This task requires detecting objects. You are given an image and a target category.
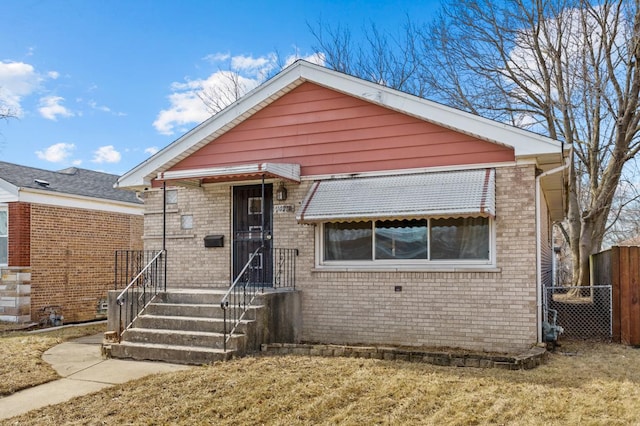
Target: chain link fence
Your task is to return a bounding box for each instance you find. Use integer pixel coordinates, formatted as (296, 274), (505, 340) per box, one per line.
(544, 285), (612, 341)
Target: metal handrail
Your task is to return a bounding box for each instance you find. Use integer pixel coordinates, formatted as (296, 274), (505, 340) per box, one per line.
(220, 246), (263, 351)
(116, 249), (166, 339)
(219, 246), (298, 351)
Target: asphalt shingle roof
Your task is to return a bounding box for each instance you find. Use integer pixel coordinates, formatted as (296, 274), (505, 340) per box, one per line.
(0, 161), (142, 204)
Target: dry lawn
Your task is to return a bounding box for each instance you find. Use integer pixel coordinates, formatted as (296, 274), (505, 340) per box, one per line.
(3, 339), (640, 425)
(0, 322), (106, 396)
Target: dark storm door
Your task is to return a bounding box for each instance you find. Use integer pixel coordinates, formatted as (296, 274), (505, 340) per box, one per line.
(232, 184), (273, 285)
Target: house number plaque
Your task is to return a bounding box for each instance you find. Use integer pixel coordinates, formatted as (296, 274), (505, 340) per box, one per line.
(274, 205), (295, 214)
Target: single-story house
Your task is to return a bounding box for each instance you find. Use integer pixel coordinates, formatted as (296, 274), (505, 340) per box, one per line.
(0, 161), (143, 323)
(115, 60), (566, 354)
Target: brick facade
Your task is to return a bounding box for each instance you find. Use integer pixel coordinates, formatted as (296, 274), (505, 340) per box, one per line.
(8, 202), (30, 267)
(144, 164), (542, 353)
(29, 204), (143, 323)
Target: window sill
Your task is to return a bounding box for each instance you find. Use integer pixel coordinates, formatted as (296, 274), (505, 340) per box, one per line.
(311, 265), (501, 273)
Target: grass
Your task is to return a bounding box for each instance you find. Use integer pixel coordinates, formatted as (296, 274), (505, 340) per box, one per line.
(0, 322), (106, 396)
(2, 338), (640, 425)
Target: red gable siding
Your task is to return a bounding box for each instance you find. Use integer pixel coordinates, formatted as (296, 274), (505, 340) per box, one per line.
(169, 82), (515, 176)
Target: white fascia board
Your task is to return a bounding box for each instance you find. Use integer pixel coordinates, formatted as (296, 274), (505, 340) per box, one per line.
(18, 188), (144, 215)
(116, 67), (307, 190)
(0, 179), (19, 203)
(117, 61), (564, 190)
(295, 63), (563, 158)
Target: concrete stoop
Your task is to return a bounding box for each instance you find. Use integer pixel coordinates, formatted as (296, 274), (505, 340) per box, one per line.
(104, 290), (253, 365)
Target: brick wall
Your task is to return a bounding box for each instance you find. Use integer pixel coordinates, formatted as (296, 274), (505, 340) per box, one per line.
(8, 202), (31, 267)
(30, 204), (143, 323)
(145, 164), (541, 353)
(142, 185), (231, 287)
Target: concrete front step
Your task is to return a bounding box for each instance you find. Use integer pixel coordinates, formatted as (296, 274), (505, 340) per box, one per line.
(145, 302), (257, 321)
(123, 328), (244, 351)
(108, 341), (233, 365)
(106, 288), (271, 364)
(133, 314), (249, 334)
(158, 290), (228, 305)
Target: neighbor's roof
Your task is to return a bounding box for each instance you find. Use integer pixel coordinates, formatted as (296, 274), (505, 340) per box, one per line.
(0, 161), (141, 205)
(117, 60), (566, 190)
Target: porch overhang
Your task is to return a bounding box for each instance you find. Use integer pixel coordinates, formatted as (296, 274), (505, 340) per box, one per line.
(156, 163), (301, 185)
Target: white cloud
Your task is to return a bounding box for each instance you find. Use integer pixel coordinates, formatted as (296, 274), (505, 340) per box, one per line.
(85, 99), (126, 116)
(47, 71), (60, 79)
(88, 99), (111, 112)
(154, 51), (325, 136)
(231, 54), (276, 78)
(35, 142), (76, 163)
(38, 96), (74, 120)
(203, 52), (230, 63)
(153, 90), (212, 135)
(0, 61), (41, 117)
(144, 146), (159, 156)
(92, 145), (121, 163)
(284, 52), (325, 67)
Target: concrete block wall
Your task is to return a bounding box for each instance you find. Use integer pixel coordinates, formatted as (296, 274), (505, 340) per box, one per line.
(0, 267), (31, 322)
(144, 164), (541, 353)
(30, 204), (143, 323)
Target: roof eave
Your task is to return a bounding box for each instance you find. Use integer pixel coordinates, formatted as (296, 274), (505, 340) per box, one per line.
(118, 60), (565, 189)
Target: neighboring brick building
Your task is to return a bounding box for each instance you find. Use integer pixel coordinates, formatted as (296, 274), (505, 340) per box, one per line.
(0, 162), (143, 323)
(116, 61), (567, 353)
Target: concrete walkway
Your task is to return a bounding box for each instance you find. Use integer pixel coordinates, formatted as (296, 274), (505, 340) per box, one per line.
(0, 334), (191, 420)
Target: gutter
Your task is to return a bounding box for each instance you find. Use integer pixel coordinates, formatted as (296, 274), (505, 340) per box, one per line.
(535, 162), (569, 344)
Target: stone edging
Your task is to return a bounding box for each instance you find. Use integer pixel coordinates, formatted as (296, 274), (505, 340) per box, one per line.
(261, 343), (547, 370)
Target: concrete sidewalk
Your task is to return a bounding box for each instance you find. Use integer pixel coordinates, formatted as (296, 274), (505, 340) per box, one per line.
(0, 334), (191, 420)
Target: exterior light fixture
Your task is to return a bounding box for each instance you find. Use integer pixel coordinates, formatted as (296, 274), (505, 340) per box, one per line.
(276, 182), (288, 201)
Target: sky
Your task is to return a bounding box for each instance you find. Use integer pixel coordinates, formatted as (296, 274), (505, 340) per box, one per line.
(1, 0), (442, 176)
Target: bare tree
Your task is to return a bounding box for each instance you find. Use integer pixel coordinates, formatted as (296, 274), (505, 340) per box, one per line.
(198, 52), (297, 115)
(310, 18), (427, 97)
(311, 0), (640, 286)
(0, 93), (16, 120)
(198, 70), (253, 115)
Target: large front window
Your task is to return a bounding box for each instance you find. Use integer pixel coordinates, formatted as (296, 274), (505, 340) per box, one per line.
(0, 207), (7, 266)
(320, 217), (492, 266)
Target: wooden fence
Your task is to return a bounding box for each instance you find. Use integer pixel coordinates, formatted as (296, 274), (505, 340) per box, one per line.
(591, 246), (640, 345)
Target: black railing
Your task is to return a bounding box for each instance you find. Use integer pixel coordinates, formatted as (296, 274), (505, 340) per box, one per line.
(221, 247), (298, 351)
(114, 250), (163, 290)
(273, 248), (299, 289)
(115, 250), (166, 339)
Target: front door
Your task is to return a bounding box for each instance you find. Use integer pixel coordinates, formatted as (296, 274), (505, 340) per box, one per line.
(232, 184), (273, 285)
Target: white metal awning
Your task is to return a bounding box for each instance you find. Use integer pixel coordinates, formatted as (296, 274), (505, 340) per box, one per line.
(157, 163), (301, 184)
(297, 169), (496, 222)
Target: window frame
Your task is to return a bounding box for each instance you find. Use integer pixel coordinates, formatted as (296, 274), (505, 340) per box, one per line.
(165, 189), (178, 205)
(315, 216), (496, 270)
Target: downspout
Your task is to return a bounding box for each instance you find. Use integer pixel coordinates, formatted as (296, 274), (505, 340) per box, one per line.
(261, 174), (265, 286)
(535, 162), (568, 344)
(162, 181), (167, 291)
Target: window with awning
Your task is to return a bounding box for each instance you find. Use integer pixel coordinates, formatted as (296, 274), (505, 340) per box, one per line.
(298, 169), (496, 266)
